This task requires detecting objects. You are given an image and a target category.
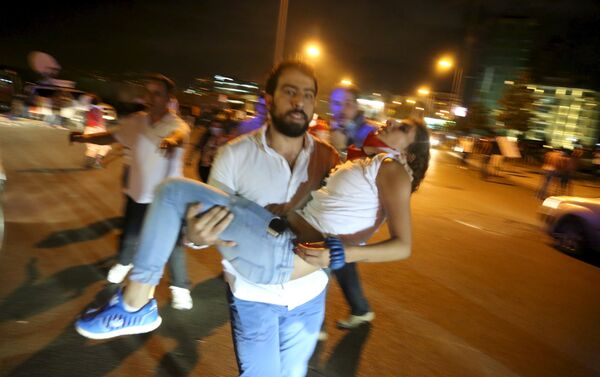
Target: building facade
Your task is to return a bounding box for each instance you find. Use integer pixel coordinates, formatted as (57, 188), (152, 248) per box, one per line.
(527, 84), (599, 148)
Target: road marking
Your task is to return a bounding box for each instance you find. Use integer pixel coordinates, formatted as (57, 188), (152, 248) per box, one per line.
(454, 220), (483, 230)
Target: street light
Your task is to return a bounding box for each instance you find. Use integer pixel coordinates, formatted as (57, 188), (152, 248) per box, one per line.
(436, 56), (454, 72)
(435, 55), (463, 107)
(340, 78), (353, 86)
(417, 86), (432, 115)
(304, 43), (321, 59)
(417, 86), (430, 96)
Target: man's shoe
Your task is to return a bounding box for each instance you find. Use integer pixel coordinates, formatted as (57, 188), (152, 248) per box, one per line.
(336, 311), (375, 329)
(170, 286), (193, 310)
(75, 290), (162, 339)
(107, 263), (133, 284)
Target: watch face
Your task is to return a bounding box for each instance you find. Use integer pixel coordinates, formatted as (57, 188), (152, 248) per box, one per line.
(268, 218), (287, 235)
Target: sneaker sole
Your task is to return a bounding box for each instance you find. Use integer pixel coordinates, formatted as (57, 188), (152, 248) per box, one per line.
(336, 314), (375, 329)
(75, 316), (162, 340)
(171, 304), (193, 310)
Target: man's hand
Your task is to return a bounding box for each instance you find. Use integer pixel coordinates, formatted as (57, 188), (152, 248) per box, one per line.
(185, 204), (236, 247)
(69, 131), (85, 144)
(159, 136), (180, 156)
(294, 241), (330, 268)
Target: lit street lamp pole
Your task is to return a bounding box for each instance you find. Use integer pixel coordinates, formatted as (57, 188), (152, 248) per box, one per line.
(273, 0), (289, 65)
(436, 56), (463, 107)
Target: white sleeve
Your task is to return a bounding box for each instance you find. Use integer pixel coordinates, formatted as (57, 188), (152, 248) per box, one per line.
(176, 118), (191, 143)
(207, 144), (236, 194)
(165, 147), (185, 178)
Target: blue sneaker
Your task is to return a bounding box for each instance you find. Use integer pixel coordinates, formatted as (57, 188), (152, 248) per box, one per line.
(75, 290), (162, 339)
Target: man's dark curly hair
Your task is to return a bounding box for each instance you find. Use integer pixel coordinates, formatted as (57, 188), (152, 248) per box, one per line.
(265, 60), (318, 97)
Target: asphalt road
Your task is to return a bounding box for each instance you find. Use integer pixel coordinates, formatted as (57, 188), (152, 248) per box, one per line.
(1, 120), (599, 377)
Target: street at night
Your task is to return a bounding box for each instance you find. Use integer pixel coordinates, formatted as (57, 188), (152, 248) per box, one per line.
(2, 1), (600, 376)
(1, 120), (598, 377)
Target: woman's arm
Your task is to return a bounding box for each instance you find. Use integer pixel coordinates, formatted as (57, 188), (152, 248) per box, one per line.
(345, 158), (412, 262)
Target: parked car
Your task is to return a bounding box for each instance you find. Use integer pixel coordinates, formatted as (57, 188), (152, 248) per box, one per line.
(539, 196), (600, 255)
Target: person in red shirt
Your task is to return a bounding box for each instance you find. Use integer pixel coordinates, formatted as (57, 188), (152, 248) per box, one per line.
(82, 94), (112, 169)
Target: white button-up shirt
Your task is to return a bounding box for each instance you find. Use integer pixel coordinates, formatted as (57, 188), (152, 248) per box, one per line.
(209, 126), (329, 310)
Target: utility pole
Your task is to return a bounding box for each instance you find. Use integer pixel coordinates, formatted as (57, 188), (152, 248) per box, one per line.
(273, 0), (289, 65)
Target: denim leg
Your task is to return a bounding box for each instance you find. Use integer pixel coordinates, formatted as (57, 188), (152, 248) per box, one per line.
(333, 262), (371, 316)
(130, 177), (294, 286)
(279, 289), (326, 377)
(117, 196), (148, 265)
(227, 288), (282, 377)
(167, 241), (189, 289)
(130, 178), (230, 286)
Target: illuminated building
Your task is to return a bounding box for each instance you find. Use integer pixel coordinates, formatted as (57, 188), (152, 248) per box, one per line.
(527, 84), (599, 148)
(185, 75), (259, 97)
(474, 17), (536, 117)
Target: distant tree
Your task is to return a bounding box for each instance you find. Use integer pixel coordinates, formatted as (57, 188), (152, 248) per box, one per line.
(452, 101), (490, 134)
(497, 71), (536, 133)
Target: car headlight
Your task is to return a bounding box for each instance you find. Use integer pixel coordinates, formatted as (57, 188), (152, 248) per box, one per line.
(542, 197), (562, 209)
(430, 137), (440, 146)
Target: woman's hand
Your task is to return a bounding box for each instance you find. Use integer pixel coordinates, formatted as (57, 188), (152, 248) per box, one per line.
(294, 242), (330, 268)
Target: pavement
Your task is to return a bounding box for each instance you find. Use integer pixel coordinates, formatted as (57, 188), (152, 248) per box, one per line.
(448, 151), (600, 199)
(1, 117), (600, 377)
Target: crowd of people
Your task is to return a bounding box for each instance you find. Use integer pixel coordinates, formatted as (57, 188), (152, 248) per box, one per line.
(66, 60), (432, 377)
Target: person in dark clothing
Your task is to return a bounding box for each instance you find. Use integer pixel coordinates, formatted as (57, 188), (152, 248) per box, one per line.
(328, 85), (378, 329)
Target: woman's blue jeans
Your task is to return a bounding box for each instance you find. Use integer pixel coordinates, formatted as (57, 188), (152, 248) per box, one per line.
(129, 178), (296, 285)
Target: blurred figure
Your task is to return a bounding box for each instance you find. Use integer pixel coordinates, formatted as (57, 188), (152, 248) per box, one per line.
(82, 94), (112, 169)
(308, 116), (331, 143)
(459, 136), (475, 166)
(328, 85), (377, 330)
(168, 96), (180, 115)
(70, 74), (194, 310)
(478, 138), (493, 179)
(236, 96), (267, 136)
(559, 148), (582, 196)
(190, 110), (234, 182)
(329, 85), (377, 157)
(593, 148), (600, 177)
(537, 148), (563, 199)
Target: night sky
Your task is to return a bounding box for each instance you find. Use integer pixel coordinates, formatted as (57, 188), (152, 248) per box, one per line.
(2, 0), (599, 94)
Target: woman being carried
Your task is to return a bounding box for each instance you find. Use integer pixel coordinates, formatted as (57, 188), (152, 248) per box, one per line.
(76, 118), (430, 339)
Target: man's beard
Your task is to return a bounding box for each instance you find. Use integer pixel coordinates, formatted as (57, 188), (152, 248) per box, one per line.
(270, 108), (310, 137)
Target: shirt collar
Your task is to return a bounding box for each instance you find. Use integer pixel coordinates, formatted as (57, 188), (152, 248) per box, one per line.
(255, 124), (314, 158)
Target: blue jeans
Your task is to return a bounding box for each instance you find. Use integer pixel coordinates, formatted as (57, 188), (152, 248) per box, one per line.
(118, 195), (189, 288)
(227, 287), (326, 377)
(129, 178), (296, 286)
(334, 262), (371, 316)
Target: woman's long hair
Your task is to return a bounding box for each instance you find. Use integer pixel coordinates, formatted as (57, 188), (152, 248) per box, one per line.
(406, 118), (430, 192)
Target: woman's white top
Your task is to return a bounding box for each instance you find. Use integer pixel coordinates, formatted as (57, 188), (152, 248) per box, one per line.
(298, 152), (413, 236)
